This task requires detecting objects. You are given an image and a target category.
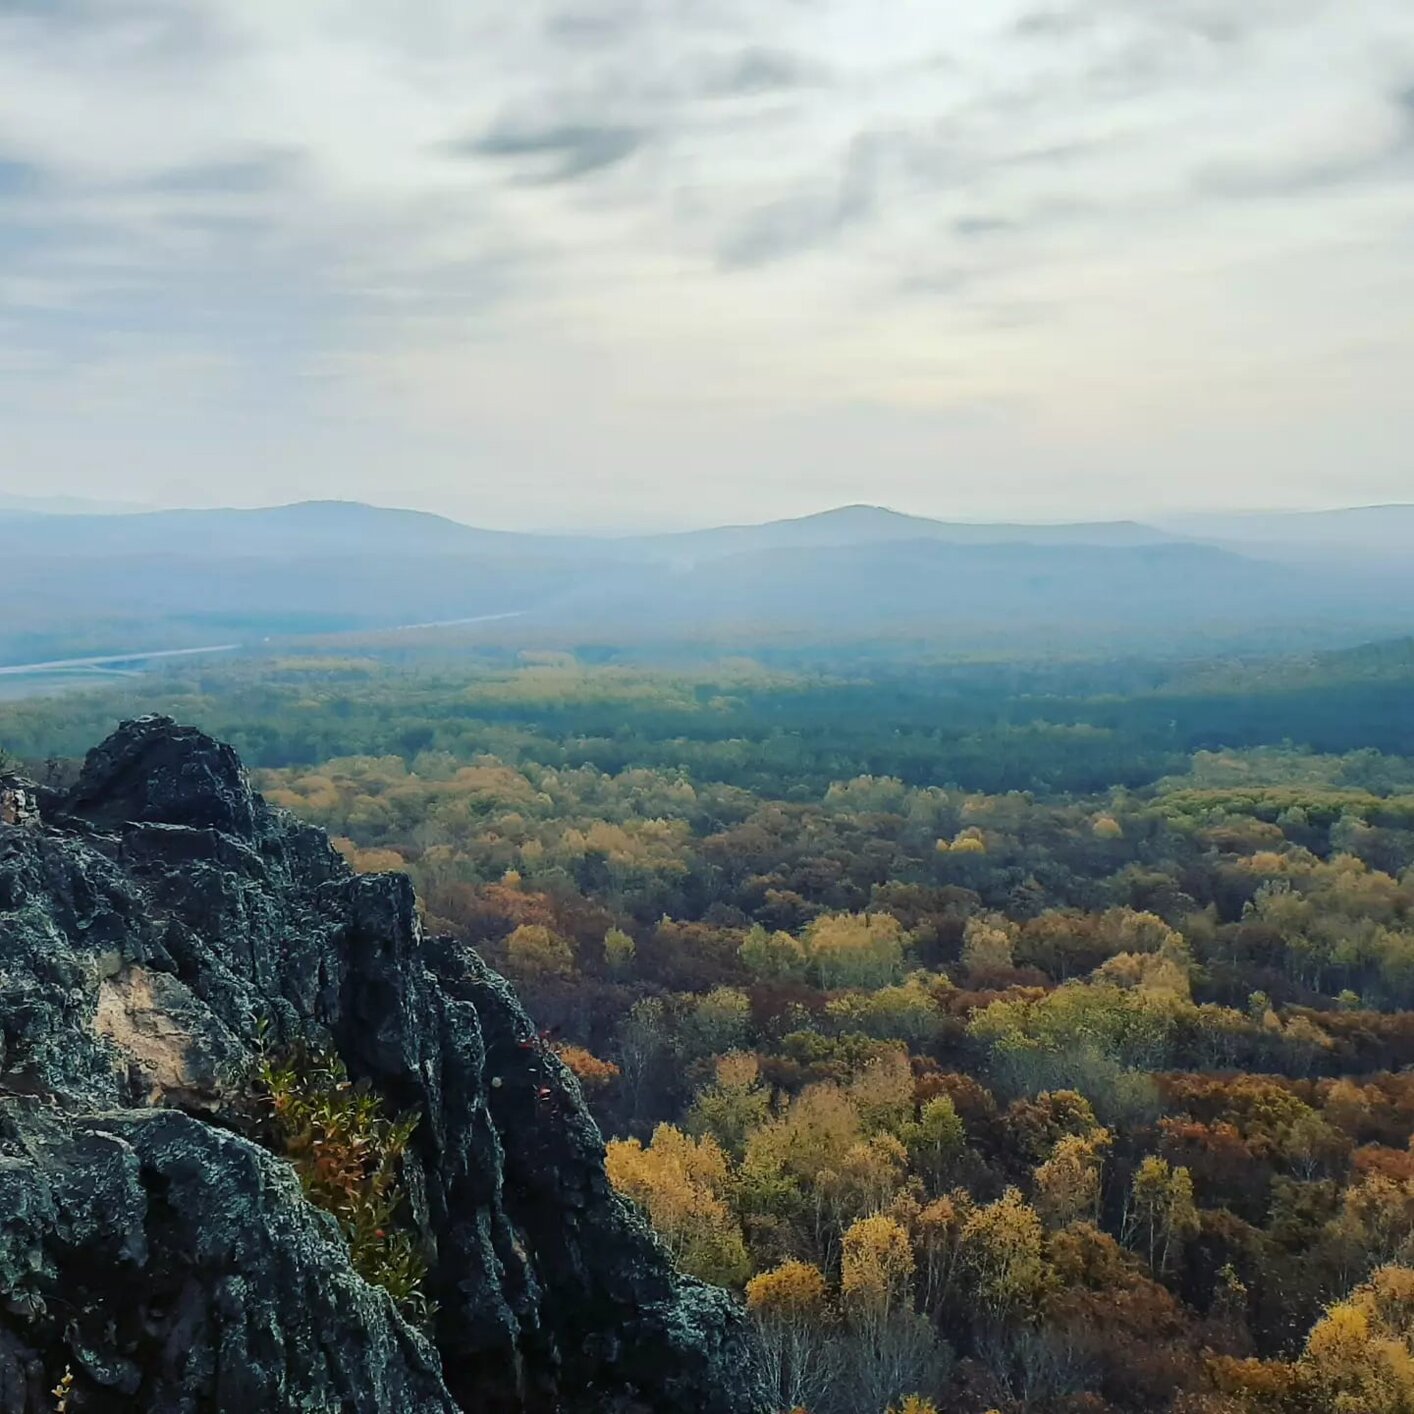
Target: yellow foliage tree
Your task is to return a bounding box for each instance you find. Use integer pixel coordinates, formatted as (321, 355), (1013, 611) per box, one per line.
(1214, 1264), (1414, 1413)
(603, 926), (636, 973)
(819, 1134), (912, 1233)
(1125, 1156), (1200, 1276)
(911, 1191), (974, 1316)
(1033, 1129), (1112, 1229)
(808, 912), (910, 990)
(1301, 1264), (1414, 1413)
(849, 1048), (915, 1133)
(687, 1051), (772, 1159)
(842, 1213), (916, 1325)
(960, 1187), (1050, 1319)
(332, 838), (408, 874)
(745, 1083), (863, 1193)
(840, 1213), (950, 1410)
(1092, 948), (1193, 1000)
(961, 914), (1016, 977)
(746, 1260), (832, 1414)
(505, 923), (575, 979)
(746, 1257), (830, 1320)
(605, 1125), (752, 1287)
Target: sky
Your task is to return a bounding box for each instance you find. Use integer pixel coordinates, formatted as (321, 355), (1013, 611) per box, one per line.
(0, 0), (1411, 532)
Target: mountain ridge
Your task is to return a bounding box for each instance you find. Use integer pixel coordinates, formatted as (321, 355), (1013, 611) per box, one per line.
(2, 497), (1410, 668)
(1, 496), (1188, 558)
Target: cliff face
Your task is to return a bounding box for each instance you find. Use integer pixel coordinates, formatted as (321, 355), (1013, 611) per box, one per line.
(0, 718), (760, 1413)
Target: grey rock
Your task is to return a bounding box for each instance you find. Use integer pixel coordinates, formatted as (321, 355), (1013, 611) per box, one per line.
(0, 1104), (455, 1414)
(0, 716), (762, 1413)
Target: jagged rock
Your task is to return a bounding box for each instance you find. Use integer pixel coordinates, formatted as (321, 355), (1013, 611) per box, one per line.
(0, 1105), (456, 1414)
(0, 716), (762, 1413)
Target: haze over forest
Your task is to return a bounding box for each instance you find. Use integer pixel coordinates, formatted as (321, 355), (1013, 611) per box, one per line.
(1, 497), (1411, 675)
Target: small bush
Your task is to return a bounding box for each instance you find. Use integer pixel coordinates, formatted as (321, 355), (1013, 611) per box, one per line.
(254, 1043), (431, 1323)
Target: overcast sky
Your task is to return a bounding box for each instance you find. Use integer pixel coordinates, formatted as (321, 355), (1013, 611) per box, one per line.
(0, 0), (1411, 530)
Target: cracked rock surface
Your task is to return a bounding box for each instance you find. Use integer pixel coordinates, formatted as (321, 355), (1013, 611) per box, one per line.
(0, 717), (760, 1413)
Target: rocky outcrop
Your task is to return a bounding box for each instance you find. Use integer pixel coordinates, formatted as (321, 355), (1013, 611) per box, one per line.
(0, 718), (761, 1413)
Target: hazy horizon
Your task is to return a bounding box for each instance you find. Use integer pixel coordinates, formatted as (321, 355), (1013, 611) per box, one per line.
(1, 1), (1412, 532)
(5, 490), (1414, 538)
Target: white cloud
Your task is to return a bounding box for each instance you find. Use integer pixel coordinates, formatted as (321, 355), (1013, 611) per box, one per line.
(0, 0), (1411, 526)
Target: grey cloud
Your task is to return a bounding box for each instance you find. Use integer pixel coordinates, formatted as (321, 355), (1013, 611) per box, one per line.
(700, 47), (823, 97)
(1196, 85), (1414, 199)
(716, 133), (884, 267)
(544, 7), (638, 48)
(1014, 9), (1097, 40)
(455, 122), (646, 181)
(1023, 0), (1319, 42)
(713, 116), (1101, 270)
(997, 138), (1112, 169)
(0, 0), (113, 22)
(896, 266), (980, 297)
(155, 212), (274, 242)
(948, 193), (1098, 247)
(1198, 149), (1398, 198)
(953, 214), (1014, 238)
(1018, 5), (1291, 105)
(716, 195), (846, 266)
(1, 0), (236, 64)
(146, 150), (303, 195)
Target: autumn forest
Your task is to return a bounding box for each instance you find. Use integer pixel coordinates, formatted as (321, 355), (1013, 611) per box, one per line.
(7, 638), (1414, 1414)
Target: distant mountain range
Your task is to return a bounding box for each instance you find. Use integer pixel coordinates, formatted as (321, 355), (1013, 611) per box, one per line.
(1154, 505), (1414, 570)
(1, 499), (1410, 666)
(626, 504), (1179, 565)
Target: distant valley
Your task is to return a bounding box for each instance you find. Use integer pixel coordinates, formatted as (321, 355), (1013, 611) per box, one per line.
(2, 499), (1410, 669)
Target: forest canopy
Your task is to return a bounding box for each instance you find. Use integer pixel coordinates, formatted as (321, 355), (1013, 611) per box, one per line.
(7, 638), (1414, 1413)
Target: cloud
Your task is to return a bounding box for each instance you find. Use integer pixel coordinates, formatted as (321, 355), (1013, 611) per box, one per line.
(716, 133), (883, 266)
(0, 0), (1411, 524)
(544, 7), (638, 49)
(1017, 0), (1329, 46)
(717, 194), (851, 266)
(953, 214), (1015, 238)
(146, 149), (302, 195)
(1195, 82), (1414, 197)
(1197, 146), (1408, 198)
(0, 0), (237, 69)
(698, 47), (824, 97)
(455, 122), (647, 182)
(1013, 9), (1097, 40)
